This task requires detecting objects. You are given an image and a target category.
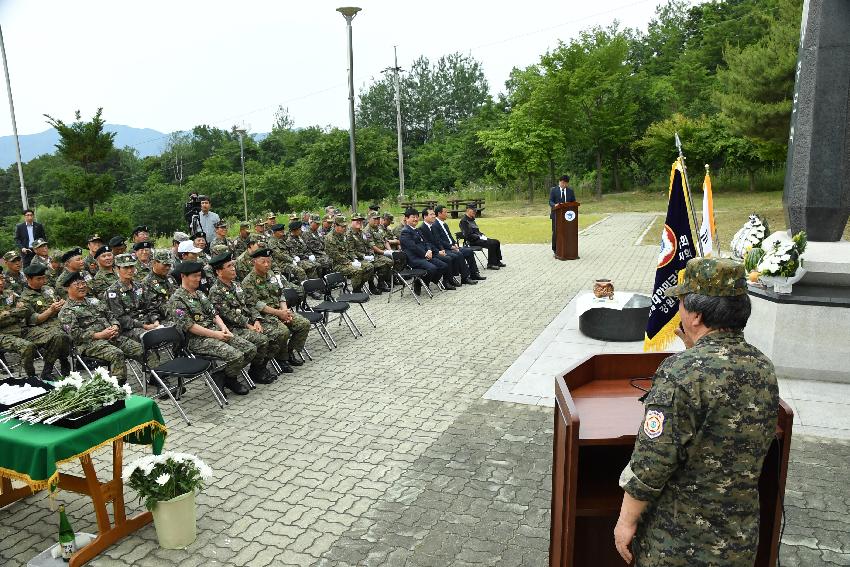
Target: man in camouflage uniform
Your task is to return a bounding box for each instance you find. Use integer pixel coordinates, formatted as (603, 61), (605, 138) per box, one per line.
(108, 236), (128, 257)
(268, 224), (308, 284)
(55, 248), (94, 300)
(191, 232), (210, 262)
(46, 251), (63, 289)
(132, 241), (153, 281)
(209, 221), (234, 253)
(235, 234), (265, 281)
(355, 213), (393, 292)
(252, 217), (267, 238)
(379, 213), (401, 249)
(284, 221), (320, 278)
(371, 212), (406, 272)
(106, 253), (160, 341)
(20, 263), (71, 379)
(3, 251), (27, 294)
(29, 239), (51, 269)
(83, 234), (104, 276)
(58, 271), (143, 385)
(615, 258), (779, 567)
(240, 247), (308, 369)
(166, 261), (255, 395)
(90, 245), (118, 300)
(0, 269), (37, 377)
(318, 215), (334, 238)
(302, 214), (333, 273)
(140, 250), (175, 325)
(173, 240), (213, 294)
(131, 225), (149, 246)
(324, 216), (375, 293)
(232, 221), (251, 258)
(264, 212), (277, 237)
(208, 251), (280, 382)
(170, 231), (190, 264)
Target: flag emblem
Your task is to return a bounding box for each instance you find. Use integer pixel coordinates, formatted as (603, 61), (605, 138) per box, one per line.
(657, 225), (677, 268)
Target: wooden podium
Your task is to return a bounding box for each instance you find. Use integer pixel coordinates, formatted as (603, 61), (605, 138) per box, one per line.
(549, 353), (793, 567)
(554, 201), (580, 260)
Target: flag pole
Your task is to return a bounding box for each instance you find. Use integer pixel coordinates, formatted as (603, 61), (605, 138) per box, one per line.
(706, 163), (720, 256)
(674, 132), (704, 258)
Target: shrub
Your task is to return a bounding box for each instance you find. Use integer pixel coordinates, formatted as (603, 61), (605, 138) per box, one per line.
(49, 211), (132, 248)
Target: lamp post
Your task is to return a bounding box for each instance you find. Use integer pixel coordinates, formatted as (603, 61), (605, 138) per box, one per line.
(233, 127), (248, 222)
(337, 6), (361, 214)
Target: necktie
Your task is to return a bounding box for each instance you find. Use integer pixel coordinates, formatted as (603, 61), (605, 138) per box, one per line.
(562, 189), (566, 202)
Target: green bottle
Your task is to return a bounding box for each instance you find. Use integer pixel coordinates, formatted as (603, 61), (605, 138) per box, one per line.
(58, 505), (76, 561)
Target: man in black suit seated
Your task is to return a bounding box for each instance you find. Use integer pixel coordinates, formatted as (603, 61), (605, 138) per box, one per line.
(419, 207), (469, 287)
(399, 208), (453, 292)
(14, 209), (47, 268)
(434, 204), (486, 283)
(459, 204), (504, 270)
(549, 174), (576, 254)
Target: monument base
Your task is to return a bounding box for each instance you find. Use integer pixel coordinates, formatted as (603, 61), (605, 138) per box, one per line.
(745, 240), (850, 383)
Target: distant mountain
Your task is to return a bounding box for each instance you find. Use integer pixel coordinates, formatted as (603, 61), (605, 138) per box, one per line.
(0, 125), (269, 168)
(0, 124), (168, 167)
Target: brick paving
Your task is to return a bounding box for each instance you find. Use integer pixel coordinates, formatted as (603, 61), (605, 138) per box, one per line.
(1, 213), (848, 566)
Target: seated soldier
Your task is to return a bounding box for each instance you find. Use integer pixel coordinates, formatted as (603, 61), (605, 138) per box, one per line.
(21, 263), (71, 379)
(174, 240), (212, 293)
(140, 250), (176, 326)
(133, 241), (153, 281)
(372, 212), (407, 274)
(58, 271), (143, 386)
(350, 213), (392, 293)
(90, 245), (118, 299)
(208, 251), (278, 383)
(241, 247), (310, 370)
(318, 214), (334, 238)
(131, 225), (149, 245)
(55, 248), (93, 300)
(46, 250), (64, 289)
(170, 231), (190, 264)
(0, 267), (37, 378)
(191, 232), (210, 261)
(268, 223), (308, 284)
(210, 221), (234, 253)
(235, 234), (265, 281)
(106, 253), (161, 341)
(166, 261), (256, 395)
(29, 239), (51, 268)
(233, 221), (251, 258)
(83, 234), (104, 275)
(302, 214), (332, 272)
(323, 216), (375, 293)
(284, 221), (320, 278)
(3, 251), (27, 294)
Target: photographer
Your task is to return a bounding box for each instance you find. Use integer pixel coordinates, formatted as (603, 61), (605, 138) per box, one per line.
(198, 195), (220, 242)
(184, 192), (202, 235)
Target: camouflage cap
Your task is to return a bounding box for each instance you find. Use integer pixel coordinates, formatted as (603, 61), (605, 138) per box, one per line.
(322, 215), (334, 223)
(210, 244), (230, 256)
(114, 253), (137, 268)
(3, 250), (21, 262)
(50, 250), (64, 262)
(334, 216), (348, 226)
(248, 233), (266, 244)
(309, 214), (321, 223)
(153, 250), (173, 264)
(173, 231), (190, 243)
(87, 233), (103, 243)
(664, 257), (748, 298)
(367, 211), (380, 220)
(32, 238), (48, 248)
(266, 211), (277, 220)
(253, 217), (265, 226)
(239, 221), (250, 229)
(288, 213), (299, 221)
(351, 213), (365, 221)
(382, 212), (394, 221)
(214, 220), (228, 229)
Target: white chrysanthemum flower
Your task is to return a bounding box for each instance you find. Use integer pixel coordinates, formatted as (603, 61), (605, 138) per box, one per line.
(122, 384), (132, 397)
(155, 473), (171, 485)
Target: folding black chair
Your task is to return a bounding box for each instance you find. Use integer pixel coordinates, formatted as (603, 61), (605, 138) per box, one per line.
(456, 231), (487, 271)
(0, 350), (15, 379)
(301, 278), (361, 339)
(324, 272), (376, 329)
(387, 264), (432, 306)
(70, 340), (144, 390)
(140, 326), (225, 425)
(282, 287), (326, 354)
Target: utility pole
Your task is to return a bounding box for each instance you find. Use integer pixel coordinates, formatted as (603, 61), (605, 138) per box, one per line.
(233, 127), (248, 222)
(384, 46), (405, 199)
(0, 25), (28, 211)
(337, 7), (361, 214)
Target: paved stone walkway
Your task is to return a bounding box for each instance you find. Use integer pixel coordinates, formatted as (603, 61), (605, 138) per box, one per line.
(2, 213), (849, 566)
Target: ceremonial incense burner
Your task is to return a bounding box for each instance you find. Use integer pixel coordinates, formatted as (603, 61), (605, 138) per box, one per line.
(593, 279), (614, 300)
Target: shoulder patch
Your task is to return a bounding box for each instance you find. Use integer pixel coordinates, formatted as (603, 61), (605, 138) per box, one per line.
(643, 410), (665, 439)
(107, 292), (117, 299)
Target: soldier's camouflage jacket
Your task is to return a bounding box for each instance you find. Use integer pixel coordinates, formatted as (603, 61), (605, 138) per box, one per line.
(208, 278), (261, 330)
(302, 228), (326, 255)
(29, 255), (50, 269)
(4, 272), (26, 295)
(166, 287), (218, 334)
(284, 234), (312, 259)
(323, 231), (357, 266)
(619, 331), (779, 567)
(347, 229), (370, 258)
(20, 285), (61, 329)
(90, 269), (118, 299)
(105, 279), (147, 333)
(58, 296), (117, 346)
(54, 269), (94, 300)
(140, 271), (176, 324)
(240, 271), (287, 313)
(233, 235), (250, 258)
(0, 289), (27, 336)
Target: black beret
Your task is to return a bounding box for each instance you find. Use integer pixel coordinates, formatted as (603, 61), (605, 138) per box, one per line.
(270, 223), (286, 232)
(288, 221), (303, 231)
(176, 261), (204, 275)
(94, 245), (112, 258)
(466, 203), (477, 210)
(209, 252), (232, 269)
(133, 241), (153, 251)
(132, 225), (149, 235)
(191, 231), (206, 240)
(108, 236), (126, 247)
(23, 263), (48, 277)
(61, 248), (83, 263)
(60, 270), (85, 287)
(250, 247), (273, 259)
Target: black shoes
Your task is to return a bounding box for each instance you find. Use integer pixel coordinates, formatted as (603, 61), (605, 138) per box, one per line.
(288, 354), (304, 367)
(461, 278), (478, 285)
(250, 367), (275, 384)
(378, 282), (392, 292)
(442, 280), (457, 290)
(498, 262), (506, 267)
(471, 274), (486, 281)
(275, 359), (294, 373)
(487, 264), (500, 270)
(224, 378), (249, 395)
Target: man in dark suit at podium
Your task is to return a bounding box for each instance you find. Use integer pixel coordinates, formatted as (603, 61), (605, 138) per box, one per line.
(549, 175), (575, 254)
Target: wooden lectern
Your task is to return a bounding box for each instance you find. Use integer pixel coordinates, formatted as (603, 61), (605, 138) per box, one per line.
(549, 353), (793, 567)
(554, 202), (580, 260)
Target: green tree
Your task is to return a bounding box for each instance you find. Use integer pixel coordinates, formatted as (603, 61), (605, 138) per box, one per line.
(44, 108), (117, 214)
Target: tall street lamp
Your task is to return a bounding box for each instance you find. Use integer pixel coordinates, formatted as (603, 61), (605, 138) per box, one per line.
(232, 127), (248, 222)
(337, 6), (361, 214)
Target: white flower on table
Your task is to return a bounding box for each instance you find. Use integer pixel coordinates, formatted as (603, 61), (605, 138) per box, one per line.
(155, 473), (171, 485)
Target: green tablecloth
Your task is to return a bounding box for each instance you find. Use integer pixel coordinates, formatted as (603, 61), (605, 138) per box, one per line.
(0, 396), (167, 491)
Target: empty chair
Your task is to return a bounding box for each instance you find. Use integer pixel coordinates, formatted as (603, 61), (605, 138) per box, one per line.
(301, 278), (361, 339)
(324, 272), (376, 329)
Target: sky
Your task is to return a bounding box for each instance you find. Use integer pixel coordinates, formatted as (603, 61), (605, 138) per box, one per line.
(0, 0), (684, 144)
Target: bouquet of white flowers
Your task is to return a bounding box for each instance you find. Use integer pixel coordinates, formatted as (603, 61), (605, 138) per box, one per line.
(124, 451), (213, 510)
(730, 213), (770, 259)
(757, 231), (807, 277)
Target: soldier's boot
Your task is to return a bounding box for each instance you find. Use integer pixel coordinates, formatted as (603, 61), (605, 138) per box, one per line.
(59, 357), (72, 376)
(368, 277), (382, 295)
(274, 357), (294, 374)
(378, 273), (392, 292)
(287, 349), (304, 367)
(249, 361), (275, 384)
(223, 374), (249, 395)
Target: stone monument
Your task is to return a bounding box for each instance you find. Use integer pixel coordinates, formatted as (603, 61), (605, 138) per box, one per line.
(746, 0), (850, 383)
